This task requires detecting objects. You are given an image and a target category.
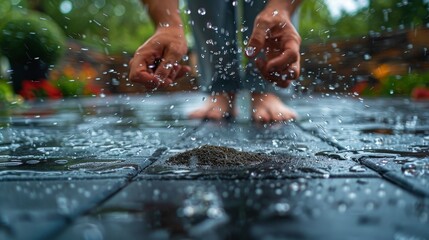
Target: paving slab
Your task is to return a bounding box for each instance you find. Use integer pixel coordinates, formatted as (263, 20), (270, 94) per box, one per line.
(1, 93), (428, 240)
(0, 179), (127, 240)
(0, 96), (197, 180)
(57, 179), (429, 240)
(141, 120), (379, 180)
(297, 97), (429, 151)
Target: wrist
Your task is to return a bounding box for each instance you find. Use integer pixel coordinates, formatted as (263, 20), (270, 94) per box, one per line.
(154, 15), (183, 29)
(265, 0), (297, 17)
(155, 25), (185, 36)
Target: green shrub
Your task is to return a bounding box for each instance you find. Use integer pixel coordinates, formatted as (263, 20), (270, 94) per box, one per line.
(0, 11), (66, 65)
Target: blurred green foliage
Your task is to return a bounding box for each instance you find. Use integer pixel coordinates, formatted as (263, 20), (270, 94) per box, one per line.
(1, 0), (428, 54)
(0, 79), (24, 107)
(360, 72), (429, 97)
(0, 11), (66, 65)
(300, 0), (429, 42)
(0, 0), (154, 55)
(41, 0), (155, 54)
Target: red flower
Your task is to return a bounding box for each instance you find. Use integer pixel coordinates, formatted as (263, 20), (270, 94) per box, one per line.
(352, 81), (368, 94)
(20, 79), (63, 100)
(411, 87), (429, 100)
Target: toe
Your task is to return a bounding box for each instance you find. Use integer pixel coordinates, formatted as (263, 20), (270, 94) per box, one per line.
(253, 108), (270, 123)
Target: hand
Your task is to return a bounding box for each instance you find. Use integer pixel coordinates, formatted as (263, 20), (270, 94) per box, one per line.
(129, 27), (191, 90)
(246, 5), (301, 88)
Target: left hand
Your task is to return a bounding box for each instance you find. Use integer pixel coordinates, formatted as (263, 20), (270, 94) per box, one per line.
(246, 5), (301, 88)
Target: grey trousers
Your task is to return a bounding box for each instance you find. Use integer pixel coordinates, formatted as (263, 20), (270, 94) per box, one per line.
(188, 0), (300, 94)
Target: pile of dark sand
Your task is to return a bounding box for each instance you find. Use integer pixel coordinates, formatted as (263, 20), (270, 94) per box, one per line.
(168, 145), (270, 167)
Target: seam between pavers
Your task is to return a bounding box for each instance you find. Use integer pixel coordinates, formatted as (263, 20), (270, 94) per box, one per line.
(295, 122), (347, 150)
(360, 158), (429, 198)
(37, 178), (131, 240)
(131, 122), (205, 176)
(47, 122), (204, 239)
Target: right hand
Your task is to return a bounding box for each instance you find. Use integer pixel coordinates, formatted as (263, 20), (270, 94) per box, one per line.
(245, 4), (301, 88)
(129, 27), (191, 90)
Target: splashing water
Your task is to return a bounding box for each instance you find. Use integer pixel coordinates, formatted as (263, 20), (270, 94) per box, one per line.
(402, 160), (428, 177)
(245, 46), (255, 56)
(197, 8), (206, 15)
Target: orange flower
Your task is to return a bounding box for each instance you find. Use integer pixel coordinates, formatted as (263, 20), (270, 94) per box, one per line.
(63, 65), (76, 78)
(373, 64), (391, 81)
(81, 63), (98, 80)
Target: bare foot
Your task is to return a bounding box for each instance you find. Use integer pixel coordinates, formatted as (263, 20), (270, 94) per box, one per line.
(251, 93), (297, 122)
(189, 93), (235, 120)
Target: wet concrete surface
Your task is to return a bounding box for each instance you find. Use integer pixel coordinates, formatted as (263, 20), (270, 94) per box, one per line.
(0, 92), (428, 240)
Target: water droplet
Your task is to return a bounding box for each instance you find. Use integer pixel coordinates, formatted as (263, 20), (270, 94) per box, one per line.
(164, 63), (173, 69)
(245, 46), (255, 56)
(337, 202), (347, 213)
(55, 159), (68, 165)
(198, 8), (206, 15)
(402, 160), (426, 177)
(272, 140), (279, 148)
(26, 160), (40, 165)
(274, 201), (290, 214)
(0, 161), (23, 167)
(349, 165), (366, 172)
(364, 54), (372, 60)
(272, 10), (279, 16)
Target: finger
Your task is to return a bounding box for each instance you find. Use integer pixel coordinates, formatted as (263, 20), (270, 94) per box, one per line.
(246, 22), (269, 58)
(287, 63), (300, 80)
(266, 48), (299, 72)
(129, 56), (148, 82)
(158, 77), (174, 89)
(176, 65), (192, 79)
(154, 46), (182, 82)
(168, 64), (180, 83)
(137, 72), (161, 90)
(153, 60), (174, 83)
(256, 58), (291, 88)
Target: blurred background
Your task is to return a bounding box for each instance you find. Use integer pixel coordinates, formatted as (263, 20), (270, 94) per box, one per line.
(0, 0), (428, 103)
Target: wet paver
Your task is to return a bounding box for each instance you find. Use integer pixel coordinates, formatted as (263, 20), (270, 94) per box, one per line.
(0, 179), (128, 240)
(58, 179), (428, 240)
(0, 92), (428, 239)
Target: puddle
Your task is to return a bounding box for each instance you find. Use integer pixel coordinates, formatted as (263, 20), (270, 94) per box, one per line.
(0, 157), (138, 174)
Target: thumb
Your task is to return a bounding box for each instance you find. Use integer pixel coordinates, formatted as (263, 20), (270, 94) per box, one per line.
(246, 25), (267, 58)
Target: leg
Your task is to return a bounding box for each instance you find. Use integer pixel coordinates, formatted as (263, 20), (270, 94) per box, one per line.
(187, 0), (240, 120)
(242, 0), (298, 122)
